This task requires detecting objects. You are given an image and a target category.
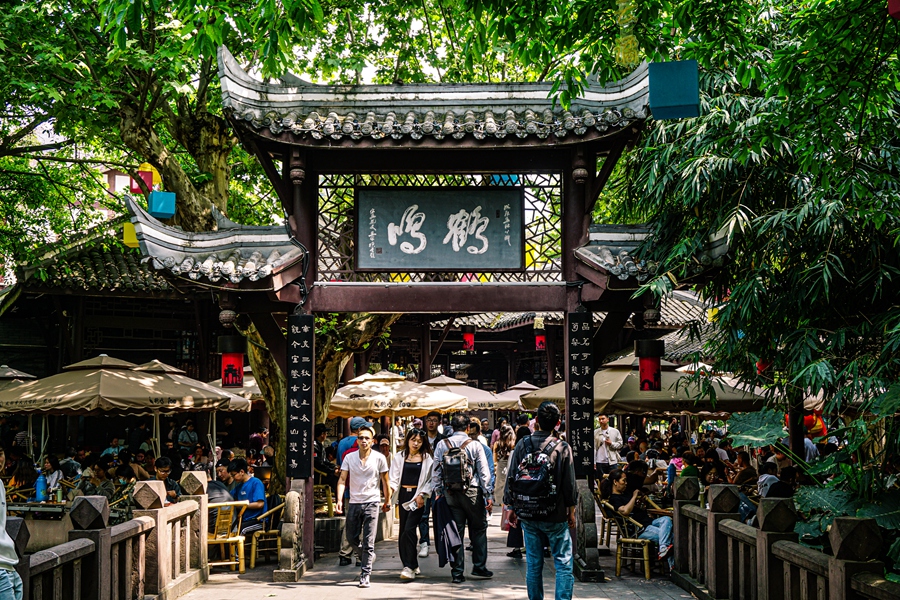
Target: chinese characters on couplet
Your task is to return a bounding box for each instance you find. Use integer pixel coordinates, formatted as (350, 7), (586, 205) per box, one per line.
(567, 311), (594, 478)
(287, 313), (315, 479)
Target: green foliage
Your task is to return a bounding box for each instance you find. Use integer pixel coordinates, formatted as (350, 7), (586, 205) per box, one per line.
(726, 409), (785, 448)
(858, 492), (900, 531)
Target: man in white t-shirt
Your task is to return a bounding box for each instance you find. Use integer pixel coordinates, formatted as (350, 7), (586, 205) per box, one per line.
(337, 426), (390, 589)
(594, 414), (623, 477)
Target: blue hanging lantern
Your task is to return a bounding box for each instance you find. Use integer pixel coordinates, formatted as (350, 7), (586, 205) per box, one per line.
(148, 191), (176, 219)
(648, 60), (700, 120)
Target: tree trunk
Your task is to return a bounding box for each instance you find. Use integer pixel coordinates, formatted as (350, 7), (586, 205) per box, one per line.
(118, 103), (219, 231)
(314, 313), (402, 423)
(237, 320), (287, 495)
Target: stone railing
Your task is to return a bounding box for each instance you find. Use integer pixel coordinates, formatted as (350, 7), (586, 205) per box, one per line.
(671, 478), (900, 600)
(8, 472), (211, 600)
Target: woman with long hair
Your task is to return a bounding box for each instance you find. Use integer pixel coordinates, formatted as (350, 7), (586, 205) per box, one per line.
(492, 424), (515, 506)
(42, 455), (63, 489)
(9, 456), (37, 491)
(388, 428), (434, 581)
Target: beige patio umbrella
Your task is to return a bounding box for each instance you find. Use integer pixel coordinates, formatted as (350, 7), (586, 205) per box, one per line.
(422, 375), (509, 410)
(493, 381), (539, 409)
(521, 365), (765, 415)
(328, 370), (468, 418)
(0, 365), (36, 380)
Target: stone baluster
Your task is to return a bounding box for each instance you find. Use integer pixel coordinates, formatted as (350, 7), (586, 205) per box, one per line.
(827, 517), (883, 600)
(672, 476), (700, 574)
(755, 498), (798, 600)
(180, 470), (210, 579)
(6, 517), (30, 600)
(705, 485), (741, 599)
(68, 495), (112, 600)
(133, 480), (170, 595)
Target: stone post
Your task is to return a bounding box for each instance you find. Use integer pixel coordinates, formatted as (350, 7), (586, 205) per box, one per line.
(274, 483), (306, 582)
(756, 498), (798, 600)
(133, 480), (170, 595)
(180, 471), (209, 578)
(673, 477), (700, 574)
(67, 496), (112, 600)
(827, 517), (883, 600)
(6, 517), (30, 600)
(705, 485), (740, 599)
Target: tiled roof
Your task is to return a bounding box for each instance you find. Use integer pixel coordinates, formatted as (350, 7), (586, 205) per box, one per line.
(430, 291), (708, 331)
(21, 241), (171, 295)
(218, 47), (650, 145)
(126, 196), (304, 284)
(577, 224), (655, 282)
(659, 322), (716, 362)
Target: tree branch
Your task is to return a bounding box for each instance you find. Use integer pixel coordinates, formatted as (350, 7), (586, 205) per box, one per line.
(0, 140), (75, 157)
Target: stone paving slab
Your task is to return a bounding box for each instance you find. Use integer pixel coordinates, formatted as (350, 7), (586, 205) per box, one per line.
(184, 513), (692, 600)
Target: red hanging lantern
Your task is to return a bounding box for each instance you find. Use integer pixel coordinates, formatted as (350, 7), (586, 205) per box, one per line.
(891, 0), (900, 19)
(756, 360), (772, 375)
(534, 317), (546, 351)
(218, 335), (247, 388)
(221, 353), (244, 387)
(635, 339), (665, 391)
(461, 325), (476, 352)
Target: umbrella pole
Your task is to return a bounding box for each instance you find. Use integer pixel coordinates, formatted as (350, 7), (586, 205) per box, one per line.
(28, 415), (32, 456)
(153, 412), (161, 458)
(40, 415), (47, 458)
(211, 409), (217, 457)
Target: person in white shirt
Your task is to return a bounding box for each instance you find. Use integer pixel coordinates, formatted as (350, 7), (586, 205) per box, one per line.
(0, 446), (22, 600)
(594, 415), (623, 477)
(388, 429), (434, 581)
(337, 426), (390, 589)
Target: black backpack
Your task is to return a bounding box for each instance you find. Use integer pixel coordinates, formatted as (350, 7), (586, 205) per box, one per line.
(508, 436), (561, 519)
(441, 439), (474, 492)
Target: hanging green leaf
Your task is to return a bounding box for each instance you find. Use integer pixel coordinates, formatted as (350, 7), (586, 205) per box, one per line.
(727, 408), (785, 448)
(858, 492), (900, 530)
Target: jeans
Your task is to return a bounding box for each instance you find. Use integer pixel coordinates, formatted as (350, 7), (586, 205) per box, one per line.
(0, 569), (22, 600)
(398, 489), (425, 569)
(345, 502), (380, 576)
(521, 519), (574, 600)
(418, 495), (432, 545)
(444, 487), (488, 578)
(639, 516), (674, 567)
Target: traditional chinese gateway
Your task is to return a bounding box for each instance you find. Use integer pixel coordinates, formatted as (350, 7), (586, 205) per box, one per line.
(126, 46), (669, 581)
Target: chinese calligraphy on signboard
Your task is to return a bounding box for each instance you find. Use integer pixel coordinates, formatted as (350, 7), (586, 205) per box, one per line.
(566, 310), (593, 478)
(355, 188), (524, 270)
(286, 313), (315, 479)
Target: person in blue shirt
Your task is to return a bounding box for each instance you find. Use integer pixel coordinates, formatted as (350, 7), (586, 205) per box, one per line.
(100, 436), (123, 458)
(228, 458), (267, 535)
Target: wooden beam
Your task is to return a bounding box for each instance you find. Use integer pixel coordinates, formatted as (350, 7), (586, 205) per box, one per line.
(277, 283), (569, 312)
(429, 316), (457, 365)
(588, 143), (626, 215)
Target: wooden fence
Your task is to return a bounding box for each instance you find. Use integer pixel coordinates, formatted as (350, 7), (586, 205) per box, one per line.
(7, 476), (210, 600)
(671, 478), (900, 600)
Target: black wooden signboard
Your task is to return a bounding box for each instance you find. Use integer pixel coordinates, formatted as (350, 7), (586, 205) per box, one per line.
(286, 313), (315, 479)
(566, 310), (593, 478)
(355, 187), (525, 270)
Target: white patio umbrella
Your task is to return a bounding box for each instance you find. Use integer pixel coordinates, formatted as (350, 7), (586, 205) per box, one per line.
(328, 371), (468, 418)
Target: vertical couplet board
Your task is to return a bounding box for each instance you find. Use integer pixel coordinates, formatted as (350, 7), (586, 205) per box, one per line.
(566, 310), (594, 478)
(287, 313), (315, 479)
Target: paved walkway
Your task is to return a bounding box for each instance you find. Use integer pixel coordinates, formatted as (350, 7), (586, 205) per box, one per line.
(184, 513), (690, 600)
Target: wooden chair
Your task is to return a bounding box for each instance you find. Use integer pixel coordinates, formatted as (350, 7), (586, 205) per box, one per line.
(208, 500), (249, 574)
(313, 484), (335, 517)
(601, 500), (657, 580)
(592, 488), (618, 547)
(250, 498), (285, 569)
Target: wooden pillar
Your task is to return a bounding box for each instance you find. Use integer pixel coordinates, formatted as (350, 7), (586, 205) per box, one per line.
(827, 517), (884, 600)
(545, 324), (557, 387)
(590, 311), (631, 371)
(419, 320), (431, 381)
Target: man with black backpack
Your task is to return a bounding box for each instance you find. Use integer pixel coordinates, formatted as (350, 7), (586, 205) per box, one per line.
(504, 401), (578, 600)
(431, 413), (494, 584)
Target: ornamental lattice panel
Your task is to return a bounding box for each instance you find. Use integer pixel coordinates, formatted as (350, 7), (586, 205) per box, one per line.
(317, 173), (562, 283)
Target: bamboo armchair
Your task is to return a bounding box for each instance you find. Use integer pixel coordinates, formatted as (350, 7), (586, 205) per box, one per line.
(208, 500), (249, 574)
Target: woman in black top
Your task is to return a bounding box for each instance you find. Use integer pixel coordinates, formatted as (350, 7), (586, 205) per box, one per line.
(388, 428), (434, 580)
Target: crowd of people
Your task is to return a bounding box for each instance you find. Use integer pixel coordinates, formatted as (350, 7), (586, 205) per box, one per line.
(314, 404), (580, 599)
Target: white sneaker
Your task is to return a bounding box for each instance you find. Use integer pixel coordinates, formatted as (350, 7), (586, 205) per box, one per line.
(359, 575), (370, 588)
(418, 543), (429, 558)
(400, 567), (416, 580)
(414, 567), (421, 575)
